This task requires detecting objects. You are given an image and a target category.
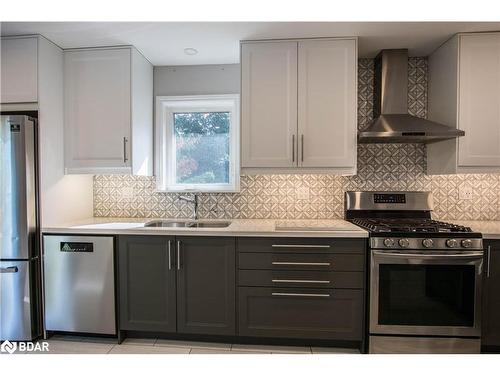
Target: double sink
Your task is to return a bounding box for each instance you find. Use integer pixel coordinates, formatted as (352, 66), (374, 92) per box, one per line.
(144, 220), (231, 229)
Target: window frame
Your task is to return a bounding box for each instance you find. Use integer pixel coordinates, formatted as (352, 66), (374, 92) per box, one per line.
(155, 94), (240, 192)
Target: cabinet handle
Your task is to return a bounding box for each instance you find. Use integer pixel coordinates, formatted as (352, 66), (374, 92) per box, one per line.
(292, 134), (295, 163)
(487, 245), (491, 278)
(177, 240), (181, 270)
(271, 261), (331, 266)
(272, 292), (330, 298)
(0, 266), (18, 273)
(123, 137), (128, 163)
(271, 244), (331, 248)
(301, 134), (304, 162)
(272, 279), (330, 284)
(167, 240), (172, 270)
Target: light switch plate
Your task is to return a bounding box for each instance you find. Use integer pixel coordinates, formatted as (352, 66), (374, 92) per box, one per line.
(296, 187), (310, 200)
(121, 186), (134, 199)
(458, 184), (473, 200)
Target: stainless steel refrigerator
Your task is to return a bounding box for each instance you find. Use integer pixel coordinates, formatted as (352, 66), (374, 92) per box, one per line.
(0, 114), (42, 341)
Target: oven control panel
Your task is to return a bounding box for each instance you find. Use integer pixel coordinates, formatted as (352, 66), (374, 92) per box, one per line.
(373, 193), (406, 204)
(372, 237), (483, 250)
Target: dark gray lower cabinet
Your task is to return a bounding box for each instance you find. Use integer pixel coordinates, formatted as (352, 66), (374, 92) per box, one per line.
(482, 240), (500, 347)
(119, 236), (176, 332)
(119, 235), (235, 336)
(239, 287), (363, 340)
(237, 237), (366, 342)
(119, 234), (364, 343)
(176, 237), (236, 335)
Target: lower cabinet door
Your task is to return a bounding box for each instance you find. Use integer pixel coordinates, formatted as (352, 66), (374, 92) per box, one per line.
(482, 241), (500, 347)
(176, 237), (236, 335)
(238, 287), (363, 340)
(118, 236), (176, 332)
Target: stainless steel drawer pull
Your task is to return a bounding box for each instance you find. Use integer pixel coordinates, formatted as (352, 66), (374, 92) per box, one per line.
(0, 266), (18, 273)
(487, 245), (491, 278)
(272, 261), (331, 266)
(177, 240), (181, 270)
(167, 240), (172, 270)
(123, 137), (128, 163)
(272, 292), (330, 298)
(292, 134), (295, 162)
(301, 134), (304, 162)
(271, 244), (331, 248)
(272, 279), (330, 284)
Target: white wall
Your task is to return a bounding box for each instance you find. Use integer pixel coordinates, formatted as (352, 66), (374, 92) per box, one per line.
(38, 36), (93, 226)
(154, 64), (240, 95)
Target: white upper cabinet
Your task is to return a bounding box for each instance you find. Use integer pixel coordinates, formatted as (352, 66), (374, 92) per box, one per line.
(428, 32), (500, 174)
(240, 38), (357, 174)
(298, 39), (357, 171)
(64, 48), (131, 173)
(64, 47), (153, 175)
(0, 36), (38, 103)
(458, 34), (500, 168)
(241, 42), (298, 168)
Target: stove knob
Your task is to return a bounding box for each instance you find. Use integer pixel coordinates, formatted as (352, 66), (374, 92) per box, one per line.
(398, 238), (410, 248)
(422, 239), (434, 248)
(383, 238), (396, 248)
(446, 239), (459, 248)
(461, 239), (473, 248)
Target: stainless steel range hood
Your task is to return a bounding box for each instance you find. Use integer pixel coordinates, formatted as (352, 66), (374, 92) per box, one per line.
(358, 49), (465, 143)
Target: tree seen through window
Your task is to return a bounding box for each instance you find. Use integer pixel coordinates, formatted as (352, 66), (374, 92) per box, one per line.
(173, 112), (230, 184)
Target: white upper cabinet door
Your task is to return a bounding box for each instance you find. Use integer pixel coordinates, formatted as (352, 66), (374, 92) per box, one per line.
(297, 39), (357, 170)
(64, 48), (132, 174)
(241, 42), (298, 168)
(458, 33), (500, 167)
(0, 37), (38, 103)
(130, 48), (153, 176)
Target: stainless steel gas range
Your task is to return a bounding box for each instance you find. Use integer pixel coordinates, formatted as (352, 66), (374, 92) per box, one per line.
(345, 191), (483, 354)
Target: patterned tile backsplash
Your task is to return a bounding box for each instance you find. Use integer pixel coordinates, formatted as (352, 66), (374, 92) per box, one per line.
(94, 58), (500, 221)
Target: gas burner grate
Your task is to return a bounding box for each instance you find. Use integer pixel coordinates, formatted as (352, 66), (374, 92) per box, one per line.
(349, 218), (473, 233)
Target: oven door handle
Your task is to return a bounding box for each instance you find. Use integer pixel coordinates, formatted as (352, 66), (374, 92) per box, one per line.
(372, 250), (484, 261)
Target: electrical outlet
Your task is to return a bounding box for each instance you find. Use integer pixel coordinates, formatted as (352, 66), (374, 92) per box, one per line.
(458, 184), (473, 200)
(121, 186), (134, 199)
(296, 187), (310, 200)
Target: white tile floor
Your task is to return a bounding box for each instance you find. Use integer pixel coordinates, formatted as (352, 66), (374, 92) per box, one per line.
(24, 335), (360, 354)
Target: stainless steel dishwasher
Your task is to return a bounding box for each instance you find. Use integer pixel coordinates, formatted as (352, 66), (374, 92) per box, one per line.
(43, 235), (116, 335)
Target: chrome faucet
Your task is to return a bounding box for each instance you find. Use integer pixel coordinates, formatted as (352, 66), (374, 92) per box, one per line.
(178, 194), (199, 221)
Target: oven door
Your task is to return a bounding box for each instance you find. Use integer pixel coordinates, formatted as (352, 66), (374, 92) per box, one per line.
(370, 250), (483, 337)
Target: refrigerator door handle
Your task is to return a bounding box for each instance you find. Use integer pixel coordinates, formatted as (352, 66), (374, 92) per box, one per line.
(0, 266), (19, 273)
(0, 261), (32, 341)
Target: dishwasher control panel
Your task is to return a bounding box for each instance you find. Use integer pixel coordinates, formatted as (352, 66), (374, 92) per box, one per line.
(60, 242), (94, 252)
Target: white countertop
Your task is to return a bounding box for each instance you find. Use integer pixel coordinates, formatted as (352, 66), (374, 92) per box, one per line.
(42, 217), (368, 238)
(454, 221), (500, 240)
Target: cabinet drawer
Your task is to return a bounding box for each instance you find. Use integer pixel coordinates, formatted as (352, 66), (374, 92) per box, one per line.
(238, 237), (365, 254)
(238, 287), (363, 340)
(238, 252), (364, 271)
(239, 270), (364, 289)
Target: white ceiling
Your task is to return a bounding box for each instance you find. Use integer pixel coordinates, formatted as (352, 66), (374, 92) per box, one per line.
(2, 22), (500, 65)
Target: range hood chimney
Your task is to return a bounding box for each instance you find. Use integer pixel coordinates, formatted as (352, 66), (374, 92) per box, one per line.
(358, 49), (465, 143)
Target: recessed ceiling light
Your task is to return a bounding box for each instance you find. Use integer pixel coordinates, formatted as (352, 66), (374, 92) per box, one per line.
(184, 48), (198, 56)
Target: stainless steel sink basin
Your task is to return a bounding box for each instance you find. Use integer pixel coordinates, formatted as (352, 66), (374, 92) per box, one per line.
(144, 220), (231, 228)
(144, 221), (188, 228)
(194, 221), (232, 228)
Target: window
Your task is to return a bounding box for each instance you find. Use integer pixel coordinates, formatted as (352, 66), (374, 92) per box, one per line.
(156, 95), (240, 192)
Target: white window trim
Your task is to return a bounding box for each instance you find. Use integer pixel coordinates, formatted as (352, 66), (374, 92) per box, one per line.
(155, 94), (240, 192)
